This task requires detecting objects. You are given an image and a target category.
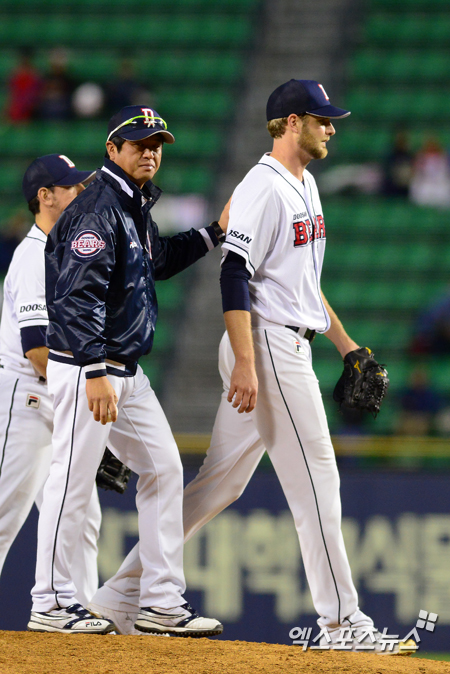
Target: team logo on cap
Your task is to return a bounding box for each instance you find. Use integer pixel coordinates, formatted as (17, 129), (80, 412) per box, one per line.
(317, 84), (329, 100)
(59, 155), (75, 167)
(71, 230), (106, 258)
(142, 108), (157, 127)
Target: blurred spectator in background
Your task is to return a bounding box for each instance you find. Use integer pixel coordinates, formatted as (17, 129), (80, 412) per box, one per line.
(382, 130), (413, 197)
(72, 82), (105, 119)
(39, 48), (76, 120)
(5, 49), (41, 123)
(409, 137), (450, 209)
(0, 209), (29, 275)
(396, 365), (441, 436)
(411, 287), (450, 355)
(106, 59), (153, 114)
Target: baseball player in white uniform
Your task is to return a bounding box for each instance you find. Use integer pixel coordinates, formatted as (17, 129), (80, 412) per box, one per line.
(0, 154), (101, 607)
(86, 81), (414, 655)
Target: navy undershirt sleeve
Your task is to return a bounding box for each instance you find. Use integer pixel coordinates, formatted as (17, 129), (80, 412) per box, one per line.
(20, 325), (47, 356)
(220, 251), (251, 313)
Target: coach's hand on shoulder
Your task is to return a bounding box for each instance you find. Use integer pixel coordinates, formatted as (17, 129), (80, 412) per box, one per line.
(86, 376), (118, 425)
(228, 360), (258, 414)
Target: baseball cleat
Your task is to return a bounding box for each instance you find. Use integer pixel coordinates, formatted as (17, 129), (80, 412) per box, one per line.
(27, 603), (115, 634)
(134, 602), (223, 637)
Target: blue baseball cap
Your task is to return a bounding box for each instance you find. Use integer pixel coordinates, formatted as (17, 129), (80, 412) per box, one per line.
(107, 105), (175, 144)
(22, 154), (94, 202)
(266, 79), (350, 120)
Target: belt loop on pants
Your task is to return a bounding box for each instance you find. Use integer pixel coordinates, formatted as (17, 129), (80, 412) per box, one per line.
(285, 325), (316, 343)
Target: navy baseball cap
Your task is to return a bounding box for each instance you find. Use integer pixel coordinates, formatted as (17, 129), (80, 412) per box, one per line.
(22, 154), (94, 202)
(266, 79), (350, 120)
(107, 105), (175, 144)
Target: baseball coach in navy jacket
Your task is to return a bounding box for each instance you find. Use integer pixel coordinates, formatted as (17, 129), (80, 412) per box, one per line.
(28, 106), (228, 637)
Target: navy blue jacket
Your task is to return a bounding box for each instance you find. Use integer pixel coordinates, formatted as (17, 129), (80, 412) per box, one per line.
(45, 159), (218, 378)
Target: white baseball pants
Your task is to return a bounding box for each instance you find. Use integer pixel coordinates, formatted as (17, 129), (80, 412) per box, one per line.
(31, 361), (186, 612)
(91, 326), (364, 629)
(0, 368), (100, 606)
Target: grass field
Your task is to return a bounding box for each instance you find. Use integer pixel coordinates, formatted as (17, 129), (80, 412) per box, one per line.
(416, 654), (450, 661)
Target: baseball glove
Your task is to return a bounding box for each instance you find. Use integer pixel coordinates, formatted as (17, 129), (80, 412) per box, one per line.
(96, 448), (132, 494)
(333, 347), (389, 418)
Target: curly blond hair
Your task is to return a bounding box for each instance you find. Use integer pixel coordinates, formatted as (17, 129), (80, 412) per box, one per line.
(267, 114), (307, 139)
(266, 117), (288, 138)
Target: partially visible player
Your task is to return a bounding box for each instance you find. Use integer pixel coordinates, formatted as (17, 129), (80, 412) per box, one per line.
(0, 155), (101, 606)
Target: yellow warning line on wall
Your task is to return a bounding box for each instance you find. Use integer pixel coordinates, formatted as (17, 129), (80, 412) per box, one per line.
(174, 434), (450, 457)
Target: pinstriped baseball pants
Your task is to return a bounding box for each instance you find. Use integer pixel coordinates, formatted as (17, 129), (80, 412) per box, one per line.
(92, 326), (366, 629)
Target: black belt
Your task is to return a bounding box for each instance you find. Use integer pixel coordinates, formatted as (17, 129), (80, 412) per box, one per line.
(285, 326), (316, 343)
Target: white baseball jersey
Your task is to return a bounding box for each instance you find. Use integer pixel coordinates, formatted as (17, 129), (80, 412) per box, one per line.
(87, 152), (372, 634)
(0, 223), (100, 605)
(222, 153), (330, 332)
(0, 224), (48, 375)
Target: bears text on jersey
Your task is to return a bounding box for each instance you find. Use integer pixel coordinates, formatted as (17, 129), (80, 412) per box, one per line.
(293, 215), (325, 247)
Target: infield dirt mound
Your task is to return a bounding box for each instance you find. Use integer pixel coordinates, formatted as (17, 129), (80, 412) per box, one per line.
(1, 631), (449, 674)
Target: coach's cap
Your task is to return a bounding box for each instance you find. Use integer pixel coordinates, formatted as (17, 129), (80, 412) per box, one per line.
(107, 105), (175, 144)
(22, 154), (94, 203)
(266, 79), (351, 121)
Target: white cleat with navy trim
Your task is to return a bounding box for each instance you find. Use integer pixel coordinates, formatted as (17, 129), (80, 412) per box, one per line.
(134, 602), (223, 637)
(27, 603), (115, 634)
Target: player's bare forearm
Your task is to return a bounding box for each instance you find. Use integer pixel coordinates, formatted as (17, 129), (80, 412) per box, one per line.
(25, 346), (49, 379)
(218, 196), (231, 234)
(321, 291), (359, 358)
(86, 376), (118, 425)
(224, 309), (258, 413)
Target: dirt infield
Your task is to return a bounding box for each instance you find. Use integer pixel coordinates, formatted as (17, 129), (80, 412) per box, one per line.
(1, 632), (450, 674)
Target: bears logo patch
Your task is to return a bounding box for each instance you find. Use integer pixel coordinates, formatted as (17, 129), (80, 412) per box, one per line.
(71, 230), (106, 258)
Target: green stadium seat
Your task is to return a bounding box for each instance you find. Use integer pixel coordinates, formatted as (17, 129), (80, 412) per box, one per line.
(168, 127), (222, 157)
(349, 51), (384, 80)
(68, 53), (119, 83)
(0, 0), (262, 7)
(0, 52), (19, 80)
(155, 280), (184, 310)
(311, 359), (342, 391)
(326, 242), (373, 271)
(334, 126), (390, 159)
(418, 52), (450, 81)
(366, 14), (450, 45)
(430, 359), (450, 393)
(0, 15), (251, 47)
(379, 358), (410, 392)
(327, 280), (442, 313)
(0, 164), (26, 193)
(157, 90), (233, 120)
(138, 355), (162, 391)
(150, 320), (175, 354)
(157, 165), (213, 193)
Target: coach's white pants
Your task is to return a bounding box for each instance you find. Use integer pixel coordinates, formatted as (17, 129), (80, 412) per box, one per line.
(90, 327), (364, 629)
(0, 368), (100, 606)
(31, 362), (185, 612)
